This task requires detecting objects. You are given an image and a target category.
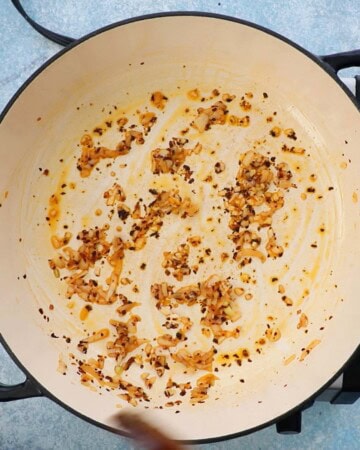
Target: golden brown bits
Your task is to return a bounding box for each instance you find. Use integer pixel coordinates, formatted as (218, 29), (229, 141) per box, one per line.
(220, 252), (229, 262)
(77, 140), (132, 178)
(214, 161), (225, 174)
(278, 284), (285, 294)
(93, 127), (104, 136)
(116, 117), (128, 129)
(244, 293), (253, 301)
(266, 229), (284, 258)
(131, 201), (142, 220)
(187, 236), (202, 247)
(187, 88), (200, 100)
(284, 128), (297, 140)
(234, 287), (245, 296)
(118, 204), (131, 222)
(222, 93), (236, 102)
(192, 101), (228, 132)
(202, 328), (211, 338)
(80, 134), (93, 147)
(151, 138), (198, 175)
(266, 328), (281, 342)
(269, 126), (281, 137)
(224, 150), (292, 267)
(239, 98), (252, 111)
(50, 232), (72, 249)
(139, 112), (157, 132)
(281, 295), (293, 306)
(79, 304), (92, 321)
(150, 91), (168, 109)
(229, 115), (250, 127)
(141, 373), (156, 389)
(82, 328), (110, 346)
(48, 88), (312, 400)
(299, 339), (321, 361)
(162, 243), (191, 281)
(284, 354), (296, 365)
(172, 348), (214, 372)
(104, 183), (126, 205)
(281, 145), (305, 155)
(240, 273), (251, 283)
(49, 193), (59, 205)
(297, 313), (308, 329)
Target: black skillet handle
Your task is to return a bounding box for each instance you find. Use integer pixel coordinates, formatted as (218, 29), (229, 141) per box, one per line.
(320, 50), (360, 102)
(0, 378), (43, 402)
(11, 0), (75, 46)
(276, 409), (302, 434)
(321, 50), (360, 72)
(331, 348), (360, 405)
(0, 334), (44, 401)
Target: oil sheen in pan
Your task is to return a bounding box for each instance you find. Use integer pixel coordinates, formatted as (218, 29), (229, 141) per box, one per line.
(22, 84), (340, 409)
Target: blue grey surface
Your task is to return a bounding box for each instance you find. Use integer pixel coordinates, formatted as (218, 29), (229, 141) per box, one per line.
(0, 1), (359, 449)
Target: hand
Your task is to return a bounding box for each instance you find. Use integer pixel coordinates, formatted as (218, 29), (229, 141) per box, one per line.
(117, 412), (187, 450)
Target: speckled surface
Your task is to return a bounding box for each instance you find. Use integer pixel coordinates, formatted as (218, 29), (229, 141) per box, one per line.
(0, 1), (359, 449)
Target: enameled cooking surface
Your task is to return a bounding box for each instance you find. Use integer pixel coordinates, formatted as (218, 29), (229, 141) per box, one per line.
(0, 15), (359, 440)
(23, 80), (346, 414)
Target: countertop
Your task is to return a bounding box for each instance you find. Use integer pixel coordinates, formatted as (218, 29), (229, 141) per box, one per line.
(0, 1), (359, 449)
